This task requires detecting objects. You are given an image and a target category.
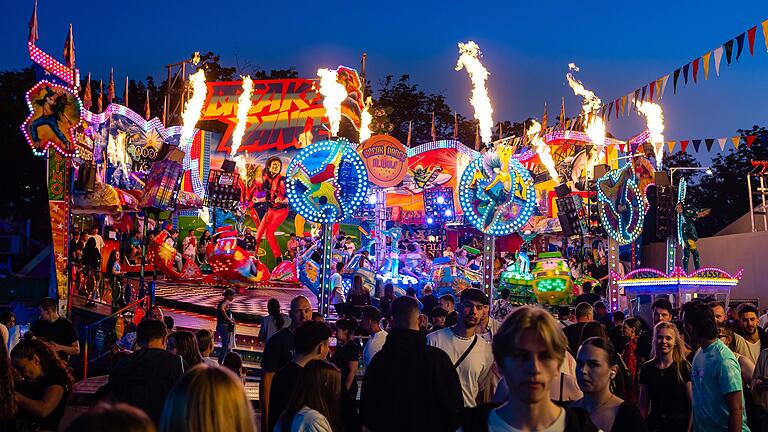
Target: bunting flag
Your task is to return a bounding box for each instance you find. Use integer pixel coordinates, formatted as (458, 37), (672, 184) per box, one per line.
(680, 140), (689, 153)
(123, 76), (129, 106)
(667, 141), (676, 153)
(705, 138), (714, 151)
(640, 86), (647, 102)
(560, 96), (565, 127)
(702, 52), (711, 79)
(144, 89), (150, 120)
(718, 137), (727, 150)
(746, 135), (757, 147)
(28, 0), (38, 45)
(83, 72), (92, 110)
(661, 75), (669, 98)
(673, 68), (681, 94)
(649, 81), (656, 100)
(735, 33), (746, 61)
(724, 39), (734, 64)
(692, 58), (700, 83)
(713, 46), (724, 75)
(430, 112), (436, 141)
(63, 24), (75, 69)
(607, 102), (614, 118)
(682, 63), (690, 85)
(97, 79), (103, 112)
(107, 68), (115, 103)
(620, 95), (627, 116)
(655, 78), (663, 99)
(614, 99), (619, 119)
(731, 136), (740, 148)
(453, 111), (458, 140)
(692, 139), (701, 152)
(748, 26), (757, 55)
(762, 20), (768, 52)
(633, 89), (640, 108)
(406, 120), (412, 146)
(474, 125), (481, 150)
(542, 103), (548, 131)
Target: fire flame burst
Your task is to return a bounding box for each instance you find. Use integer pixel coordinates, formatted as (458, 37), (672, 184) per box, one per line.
(359, 96), (373, 143)
(566, 64), (605, 178)
(527, 119), (559, 183)
(231, 76), (254, 180)
(456, 41), (494, 144)
(635, 101), (665, 169)
(107, 132), (130, 182)
(317, 68), (347, 136)
(179, 69), (208, 151)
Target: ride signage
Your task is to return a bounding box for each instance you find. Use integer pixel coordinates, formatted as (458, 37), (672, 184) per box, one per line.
(357, 134), (408, 188)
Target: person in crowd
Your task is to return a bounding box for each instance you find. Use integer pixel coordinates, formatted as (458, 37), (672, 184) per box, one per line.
(476, 300), (501, 344)
(0, 338), (15, 431)
(162, 316), (175, 334)
(11, 339), (73, 432)
(621, 317), (643, 403)
(421, 283), (439, 321)
(573, 282), (601, 307)
(216, 288), (236, 364)
(180, 230), (196, 264)
(594, 255), (609, 296)
(594, 301), (614, 330)
(431, 306), (449, 333)
(638, 321), (692, 432)
(361, 306), (387, 366)
(608, 311), (627, 353)
(30, 297), (79, 363)
(166, 331), (202, 368)
(89, 226), (105, 252)
(427, 288), (495, 407)
(563, 302), (595, 355)
(197, 230), (211, 264)
(1, 309), (17, 355)
(65, 402), (156, 432)
(120, 232), (142, 266)
(465, 306), (597, 431)
(194, 329), (218, 367)
(571, 337), (647, 431)
(259, 298), (291, 346)
(637, 298), (673, 366)
(105, 250), (123, 277)
(405, 288), (423, 311)
(159, 364), (256, 432)
(718, 322), (756, 386)
(710, 301), (752, 358)
(439, 293), (458, 327)
(347, 275), (371, 318)
(268, 321), (332, 432)
(82, 237), (102, 272)
(557, 305), (574, 328)
(378, 283), (396, 321)
(754, 348), (768, 430)
(361, 296), (463, 431)
(491, 288), (514, 321)
(275, 360), (343, 432)
(331, 317), (360, 400)
(260, 295), (313, 432)
(311, 312), (325, 322)
(147, 305), (164, 321)
(329, 262), (345, 313)
(682, 300), (748, 431)
(737, 303), (768, 365)
(106, 319), (185, 423)
(222, 352), (248, 384)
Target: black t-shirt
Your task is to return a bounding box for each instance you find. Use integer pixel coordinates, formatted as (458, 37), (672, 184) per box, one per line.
(262, 327), (295, 373)
(331, 340), (361, 398)
(636, 331), (653, 363)
(573, 293), (601, 307)
(30, 317), (78, 362)
(639, 361), (691, 427)
(268, 361), (303, 432)
(16, 366), (71, 431)
(610, 402), (647, 432)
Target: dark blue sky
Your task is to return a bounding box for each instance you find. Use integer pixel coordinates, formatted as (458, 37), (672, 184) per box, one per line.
(2, 0), (766, 160)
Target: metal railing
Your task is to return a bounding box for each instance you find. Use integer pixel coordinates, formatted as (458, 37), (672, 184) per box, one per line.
(69, 264), (146, 311)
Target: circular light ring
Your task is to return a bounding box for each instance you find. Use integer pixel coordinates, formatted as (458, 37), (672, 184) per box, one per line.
(458, 152), (537, 236)
(286, 138), (368, 224)
(596, 164), (646, 245)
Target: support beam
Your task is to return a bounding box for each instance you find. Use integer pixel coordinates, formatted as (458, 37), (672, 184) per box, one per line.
(482, 234), (495, 300)
(319, 224), (334, 316)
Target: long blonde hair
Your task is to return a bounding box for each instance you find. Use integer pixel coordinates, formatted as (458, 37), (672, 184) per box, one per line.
(158, 365), (256, 432)
(650, 321), (689, 384)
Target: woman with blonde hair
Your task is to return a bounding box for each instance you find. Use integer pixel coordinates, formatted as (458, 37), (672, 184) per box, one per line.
(638, 321), (692, 432)
(277, 360), (344, 432)
(158, 364), (256, 432)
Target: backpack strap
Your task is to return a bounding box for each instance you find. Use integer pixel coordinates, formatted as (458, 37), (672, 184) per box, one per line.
(454, 335), (478, 369)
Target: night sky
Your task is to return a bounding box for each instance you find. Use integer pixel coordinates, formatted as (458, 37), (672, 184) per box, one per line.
(1, 0), (766, 162)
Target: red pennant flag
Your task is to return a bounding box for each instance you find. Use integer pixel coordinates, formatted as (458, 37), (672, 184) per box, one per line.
(28, 0), (39, 45)
(692, 58), (699, 83)
(747, 26), (757, 56)
(746, 135), (757, 147)
(680, 140), (689, 153)
(614, 99), (619, 119)
(63, 24), (75, 69)
(649, 81), (655, 100)
(144, 89), (151, 120)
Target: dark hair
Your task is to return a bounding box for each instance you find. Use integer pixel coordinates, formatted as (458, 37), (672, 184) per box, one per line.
(361, 305), (381, 322)
(106, 250), (119, 276)
(737, 302), (759, 317)
(623, 318), (642, 336)
(136, 319), (168, 346)
(0, 310), (15, 327)
(612, 311), (625, 321)
(37, 297), (57, 312)
(682, 300), (718, 340)
(65, 402), (156, 432)
(223, 288), (235, 298)
(593, 301), (607, 311)
(168, 331), (202, 367)
(652, 298), (673, 314)
(718, 322), (737, 351)
(460, 288), (489, 305)
(575, 302), (593, 319)
(195, 329), (214, 353)
(336, 262), (343, 271)
(163, 316), (175, 331)
(311, 312), (324, 321)
(392, 296), (420, 325)
(431, 306), (448, 318)
(0, 335), (15, 421)
(578, 336), (629, 398)
(439, 294), (455, 306)
(335, 317), (358, 334)
(11, 339), (74, 386)
(293, 321), (332, 355)
(405, 288), (416, 297)
(222, 351), (244, 376)
(279, 360), (342, 432)
(581, 282), (592, 293)
(267, 298), (285, 330)
(499, 288), (510, 300)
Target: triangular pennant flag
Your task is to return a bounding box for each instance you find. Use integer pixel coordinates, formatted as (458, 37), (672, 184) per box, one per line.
(682, 63), (690, 85)
(747, 26), (757, 56)
(614, 99), (619, 119)
(680, 140), (689, 153)
(692, 139), (701, 152)
(607, 102), (614, 118)
(762, 20), (768, 52)
(633, 89), (640, 109)
(713, 46), (724, 76)
(718, 137), (727, 150)
(673, 68), (680, 94)
(723, 40), (734, 65)
(667, 141), (676, 153)
(661, 75), (669, 98)
(705, 138), (714, 151)
(641, 86), (647, 102)
(692, 58), (699, 83)
(620, 95), (627, 116)
(655, 78), (664, 100)
(702, 52), (711, 80)
(735, 33), (745, 62)
(649, 81), (655, 100)
(746, 135), (756, 147)
(731, 136), (740, 148)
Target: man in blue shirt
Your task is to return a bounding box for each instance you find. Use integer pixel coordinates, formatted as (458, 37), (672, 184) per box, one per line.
(683, 300), (749, 432)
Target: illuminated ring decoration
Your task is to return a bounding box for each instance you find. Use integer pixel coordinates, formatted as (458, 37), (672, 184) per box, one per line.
(458, 148), (536, 236)
(596, 164), (646, 245)
(676, 178), (687, 246)
(286, 138), (368, 224)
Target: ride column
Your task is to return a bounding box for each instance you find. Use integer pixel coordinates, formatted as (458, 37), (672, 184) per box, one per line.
(482, 234), (495, 300)
(319, 224), (334, 316)
(608, 237), (621, 312)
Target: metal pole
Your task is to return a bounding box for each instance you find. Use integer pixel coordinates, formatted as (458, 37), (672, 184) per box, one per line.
(138, 212), (148, 294)
(748, 174), (755, 232)
(760, 176), (768, 231)
(482, 234), (495, 300)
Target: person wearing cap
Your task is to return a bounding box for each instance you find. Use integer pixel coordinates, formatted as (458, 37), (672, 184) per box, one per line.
(427, 288), (495, 407)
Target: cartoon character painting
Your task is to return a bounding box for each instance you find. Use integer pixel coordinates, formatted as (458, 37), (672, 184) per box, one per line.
(22, 83), (81, 155)
(253, 156), (289, 260)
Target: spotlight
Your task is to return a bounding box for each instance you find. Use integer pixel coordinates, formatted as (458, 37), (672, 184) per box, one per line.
(705, 168), (713, 175)
(426, 217), (434, 224)
(444, 209), (452, 217)
(368, 194), (377, 205)
(437, 196), (445, 204)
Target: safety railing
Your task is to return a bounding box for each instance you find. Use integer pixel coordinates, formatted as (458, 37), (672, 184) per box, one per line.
(69, 264), (145, 312)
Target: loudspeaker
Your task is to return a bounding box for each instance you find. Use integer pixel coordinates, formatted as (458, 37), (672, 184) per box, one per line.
(654, 171), (671, 187)
(655, 185), (676, 239)
(73, 163), (96, 194)
(557, 195), (587, 238)
(554, 183), (571, 199)
(593, 164), (610, 179)
(221, 159), (236, 174)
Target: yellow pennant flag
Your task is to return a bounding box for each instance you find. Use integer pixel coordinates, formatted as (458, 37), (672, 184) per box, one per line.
(655, 78), (664, 100)
(667, 141), (676, 153)
(620, 95), (627, 115)
(732, 136), (741, 149)
(702, 52), (711, 80)
(763, 19), (768, 52)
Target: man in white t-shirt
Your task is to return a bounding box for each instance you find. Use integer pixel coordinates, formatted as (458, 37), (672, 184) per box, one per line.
(88, 226), (105, 252)
(427, 288), (494, 407)
(329, 262), (345, 309)
(737, 303), (767, 364)
(361, 306), (387, 366)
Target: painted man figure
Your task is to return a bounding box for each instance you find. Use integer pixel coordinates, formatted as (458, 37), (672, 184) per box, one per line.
(676, 202), (710, 272)
(30, 87), (71, 146)
(255, 157), (289, 260)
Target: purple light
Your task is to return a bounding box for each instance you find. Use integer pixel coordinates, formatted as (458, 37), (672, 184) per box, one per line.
(444, 209), (452, 217)
(437, 195), (445, 204)
(426, 217), (434, 224)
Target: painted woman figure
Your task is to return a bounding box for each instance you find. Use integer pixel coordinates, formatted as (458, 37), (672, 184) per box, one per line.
(254, 157), (289, 260)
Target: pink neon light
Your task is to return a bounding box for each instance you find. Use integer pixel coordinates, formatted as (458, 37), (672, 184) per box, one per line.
(28, 43), (76, 86)
(616, 266), (744, 281)
(544, 130), (628, 149)
(83, 103), (174, 140)
(628, 130), (651, 145)
(619, 267), (667, 280)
